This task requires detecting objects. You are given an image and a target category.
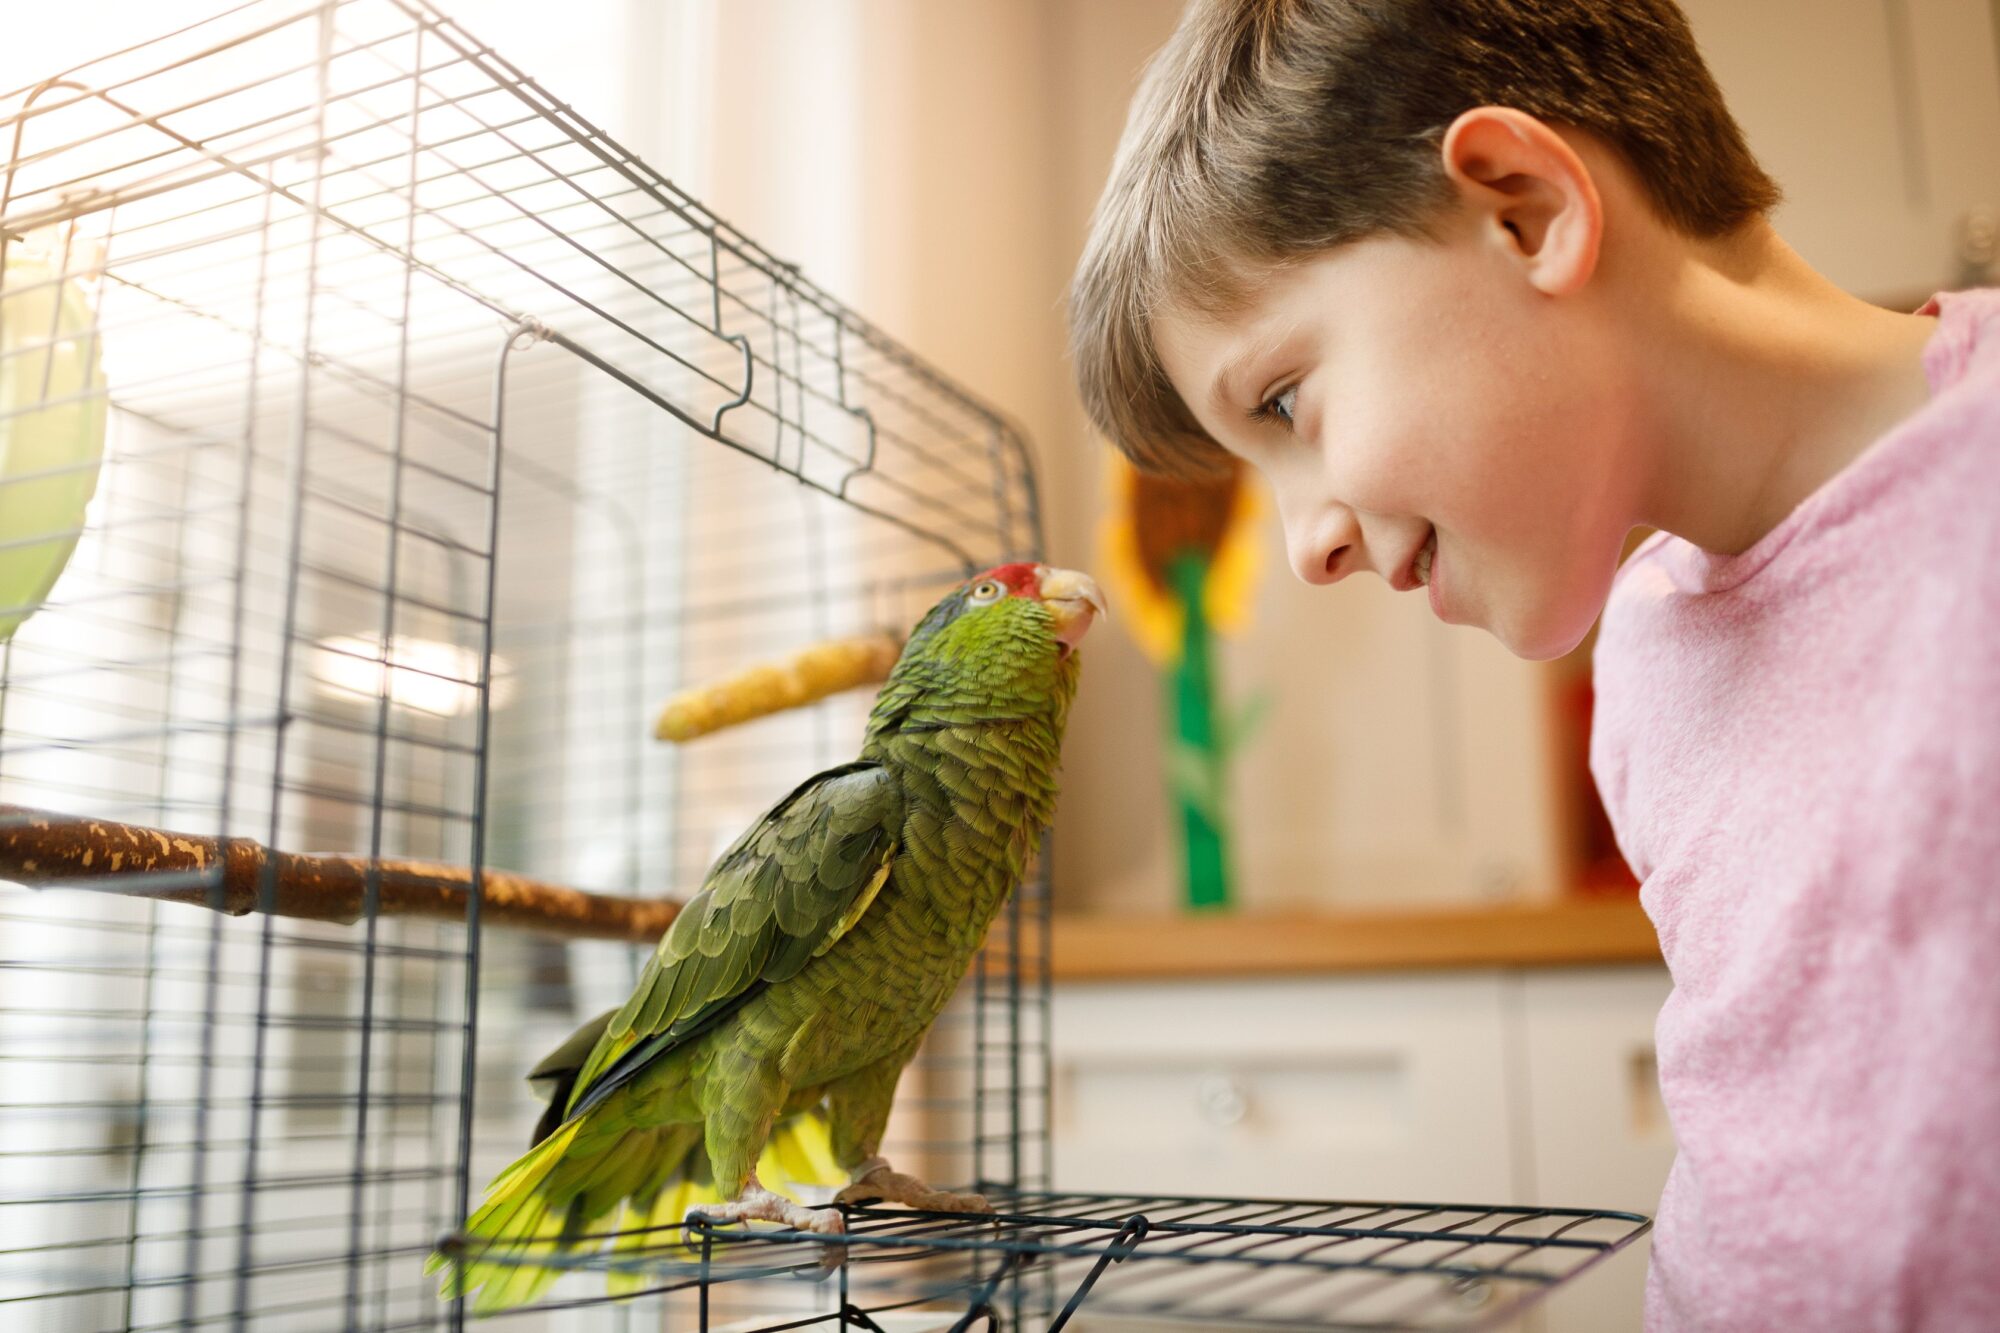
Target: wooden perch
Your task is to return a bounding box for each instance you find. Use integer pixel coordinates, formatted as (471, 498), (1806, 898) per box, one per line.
(0, 804), (680, 943)
(653, 631), (903, 742)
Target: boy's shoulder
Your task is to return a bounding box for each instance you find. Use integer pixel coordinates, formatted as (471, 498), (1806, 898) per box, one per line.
(1605, 286), (2000, 613)
(1592, 288), (2000, 876)
(1920, 285), (2000, 398)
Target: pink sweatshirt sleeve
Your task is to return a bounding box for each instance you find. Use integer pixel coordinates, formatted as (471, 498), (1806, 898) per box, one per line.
(1588, 288), (2000, 1332)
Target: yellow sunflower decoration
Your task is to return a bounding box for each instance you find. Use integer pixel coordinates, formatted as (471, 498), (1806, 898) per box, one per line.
(1098, 454), (1268, 911)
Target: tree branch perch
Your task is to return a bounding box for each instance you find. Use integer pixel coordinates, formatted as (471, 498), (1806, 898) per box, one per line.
(0, 804), (680, 943)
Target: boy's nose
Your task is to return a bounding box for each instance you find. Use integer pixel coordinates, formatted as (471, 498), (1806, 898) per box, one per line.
(1277, 487), (1364, 586)
(1309, 545), (1352, 584)
(1286, 522), (1356, 585)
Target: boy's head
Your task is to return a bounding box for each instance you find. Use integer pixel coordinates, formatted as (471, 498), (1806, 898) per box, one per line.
(1070, 0), (1778, 659)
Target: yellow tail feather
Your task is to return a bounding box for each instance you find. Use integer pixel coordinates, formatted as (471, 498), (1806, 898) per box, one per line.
(434, 1112), (845, 1311)
(427, 1120), (580, 1312)
(603, 1111), (845, 1296)
(765, 1111), (841, 1188)
(606, 1180), (707, 1298)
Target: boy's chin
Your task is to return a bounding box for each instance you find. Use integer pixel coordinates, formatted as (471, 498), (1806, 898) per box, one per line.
(1491, 600), (1598, 662)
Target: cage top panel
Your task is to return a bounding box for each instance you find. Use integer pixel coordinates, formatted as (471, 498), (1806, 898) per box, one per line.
(0, 0), (1041, 574)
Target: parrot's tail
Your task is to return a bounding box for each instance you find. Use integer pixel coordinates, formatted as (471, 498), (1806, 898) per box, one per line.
(426, 1116), (589, 1314)
(428, 1111), (843, 1312)
(600, 1109), (842, 1296)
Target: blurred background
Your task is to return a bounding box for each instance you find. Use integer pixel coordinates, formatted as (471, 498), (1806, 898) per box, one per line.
(12, 0), (1993, 913)
(3, 2), (1995, 1330)
(243, 0), (2000, 917)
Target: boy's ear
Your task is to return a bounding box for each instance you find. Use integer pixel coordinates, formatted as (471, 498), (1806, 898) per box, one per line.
(1440, 107), (1602, 296)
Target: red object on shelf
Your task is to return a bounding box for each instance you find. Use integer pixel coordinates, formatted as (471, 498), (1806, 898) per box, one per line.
(1558, 670), (1640, 896)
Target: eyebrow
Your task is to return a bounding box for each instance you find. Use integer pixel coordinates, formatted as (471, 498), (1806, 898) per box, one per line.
(1209, 350), (1259, 415)
(1207, 322), (1301, 416)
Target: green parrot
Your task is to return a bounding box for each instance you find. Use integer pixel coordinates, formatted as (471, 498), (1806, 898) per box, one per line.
(432, 563), (1103, 1311)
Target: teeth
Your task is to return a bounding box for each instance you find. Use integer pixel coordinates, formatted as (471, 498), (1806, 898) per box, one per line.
(1413, 534), (1434, 587)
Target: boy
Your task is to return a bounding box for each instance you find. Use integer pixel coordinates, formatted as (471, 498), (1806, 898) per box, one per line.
(1068, 2), (1999, 1329)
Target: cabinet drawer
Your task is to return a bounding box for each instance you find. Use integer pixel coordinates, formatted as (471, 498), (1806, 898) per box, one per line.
(1052, 974), (1516, 1202)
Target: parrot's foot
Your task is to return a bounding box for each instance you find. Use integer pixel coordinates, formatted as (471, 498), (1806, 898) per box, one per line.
(835, 1157), (995, 1214)
(685, 1178), (846, 1239)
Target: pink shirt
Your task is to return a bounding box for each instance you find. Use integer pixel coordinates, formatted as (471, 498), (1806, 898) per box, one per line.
(1590, 287), (2000, 1332)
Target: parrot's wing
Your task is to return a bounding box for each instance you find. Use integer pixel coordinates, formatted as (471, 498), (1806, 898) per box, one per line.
(523, 1008), (615, 1147)
(562, 760), (903, 1120)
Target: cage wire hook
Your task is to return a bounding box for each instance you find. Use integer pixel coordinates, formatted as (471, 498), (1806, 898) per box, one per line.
(504, 315), (552, 351)
(710, 332), (754, 434)
(834, 405), (880, 499)
(3, 79), (97, 245)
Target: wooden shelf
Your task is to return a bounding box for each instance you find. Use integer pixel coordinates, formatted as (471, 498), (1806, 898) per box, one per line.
(1048, 897), (1660, 981)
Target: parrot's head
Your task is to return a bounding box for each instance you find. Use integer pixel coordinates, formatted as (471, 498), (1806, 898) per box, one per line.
(870, 564), (1105, 735)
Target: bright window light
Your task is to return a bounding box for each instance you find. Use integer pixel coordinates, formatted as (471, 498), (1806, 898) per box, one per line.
(310, 633), (513, 718)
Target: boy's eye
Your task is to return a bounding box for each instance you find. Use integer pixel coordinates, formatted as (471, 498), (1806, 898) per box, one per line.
(1254, 385), (1299, 429)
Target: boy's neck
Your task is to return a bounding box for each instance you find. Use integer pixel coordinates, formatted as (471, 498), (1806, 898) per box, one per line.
(1629, 220), (1938, 557)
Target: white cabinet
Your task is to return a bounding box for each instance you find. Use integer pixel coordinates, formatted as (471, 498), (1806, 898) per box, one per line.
(1051, 965), (1675, 1331)
(1512, 968), (1678, 1333)
(1052, 974), (1517, 1202)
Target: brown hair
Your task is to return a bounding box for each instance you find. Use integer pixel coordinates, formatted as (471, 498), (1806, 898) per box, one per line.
(1069, 0), (1780, 474)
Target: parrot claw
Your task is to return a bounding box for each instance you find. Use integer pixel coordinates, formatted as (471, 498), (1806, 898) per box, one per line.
(685, 1181), (847, 1244)
(835, 1161), (995, 1215)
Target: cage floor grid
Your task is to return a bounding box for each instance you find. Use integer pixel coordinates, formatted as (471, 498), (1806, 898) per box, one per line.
(458, 1188), (1652, 1331)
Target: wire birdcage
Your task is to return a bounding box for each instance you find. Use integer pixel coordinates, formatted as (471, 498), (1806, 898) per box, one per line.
(0, 3), (1645, 1330)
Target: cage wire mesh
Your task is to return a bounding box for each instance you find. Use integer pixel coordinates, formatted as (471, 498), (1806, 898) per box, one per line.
(0, 2), (1649, 1331)
(0, 1), (1048, 1329)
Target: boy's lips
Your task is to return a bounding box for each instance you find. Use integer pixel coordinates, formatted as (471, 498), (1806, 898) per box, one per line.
(1388, 527), (1435, 593)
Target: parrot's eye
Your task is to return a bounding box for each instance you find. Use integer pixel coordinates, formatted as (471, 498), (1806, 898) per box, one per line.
(968, 579), (1004, 604)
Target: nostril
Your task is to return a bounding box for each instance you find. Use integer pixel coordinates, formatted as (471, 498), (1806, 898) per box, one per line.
(1324, 546), (1348, 580)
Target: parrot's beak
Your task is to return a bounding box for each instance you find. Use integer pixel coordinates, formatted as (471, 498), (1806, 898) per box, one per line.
(1038, 566), (1106, 657)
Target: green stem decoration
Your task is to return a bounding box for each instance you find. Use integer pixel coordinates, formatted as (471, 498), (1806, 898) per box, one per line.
(1168, 551), (1230, 911)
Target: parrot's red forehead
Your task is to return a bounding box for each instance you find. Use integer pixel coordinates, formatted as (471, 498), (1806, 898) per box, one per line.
(973, 563), (1041, 597)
